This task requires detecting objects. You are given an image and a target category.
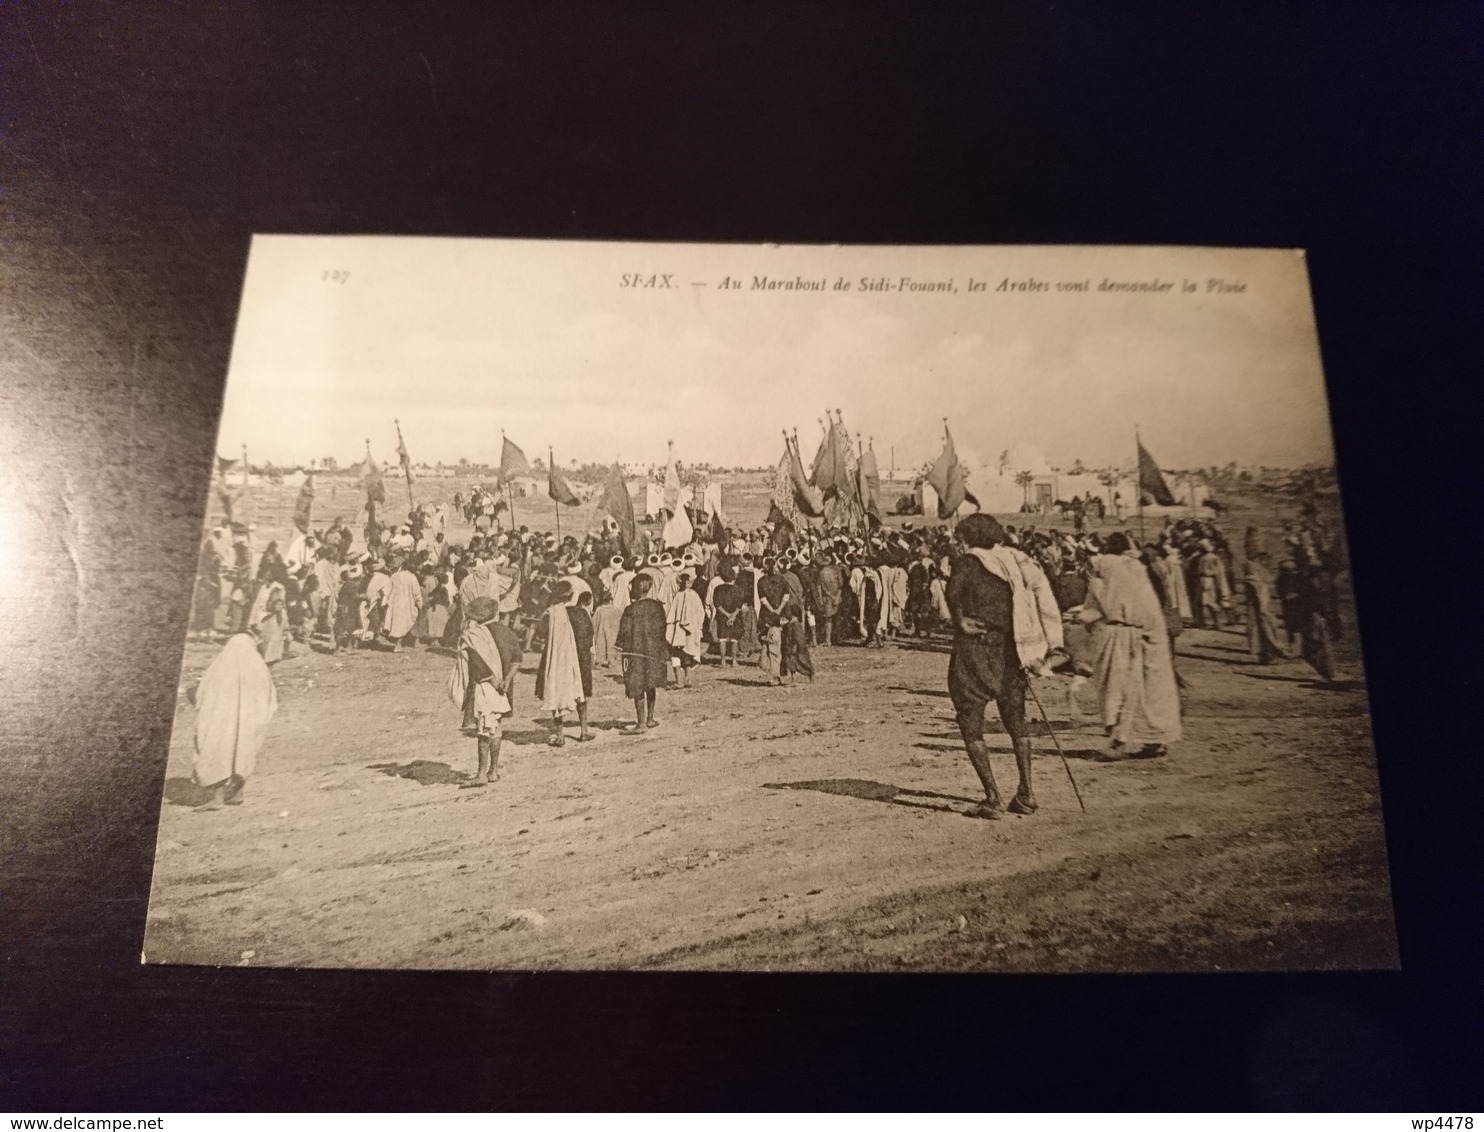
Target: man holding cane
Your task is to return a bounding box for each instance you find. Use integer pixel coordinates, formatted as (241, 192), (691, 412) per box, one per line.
(946, 513), (1067, 819)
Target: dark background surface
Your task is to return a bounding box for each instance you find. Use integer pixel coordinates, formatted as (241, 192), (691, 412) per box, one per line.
(2, 0), (1480, 1110)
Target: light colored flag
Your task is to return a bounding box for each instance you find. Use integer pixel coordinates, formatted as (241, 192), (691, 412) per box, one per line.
(858, 444), (882, 522)
(701, 480), (724, 521)
(926, 423), (977, 519)
(662, 502), (693, 549)
(359, 452), (386, 505)
(811, 418), (845, 496)
(664, 447), (682, 514)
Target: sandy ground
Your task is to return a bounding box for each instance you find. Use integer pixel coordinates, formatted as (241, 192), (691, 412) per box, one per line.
(144, 604), (1396, 972)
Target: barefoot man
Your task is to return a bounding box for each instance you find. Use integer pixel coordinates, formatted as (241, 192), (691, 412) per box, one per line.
(616, 573), (668, 733)
(946, 514), (1063, 819)
(450, 596), (511, 786)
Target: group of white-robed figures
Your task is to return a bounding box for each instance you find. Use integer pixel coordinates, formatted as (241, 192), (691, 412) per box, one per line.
(183, 526), (1181, 808)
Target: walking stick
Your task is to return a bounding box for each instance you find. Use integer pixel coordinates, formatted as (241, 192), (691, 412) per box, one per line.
(1025, 676), (1087, 814)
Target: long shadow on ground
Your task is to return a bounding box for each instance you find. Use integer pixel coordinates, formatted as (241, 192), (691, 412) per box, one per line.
(1241, 672), (1363, 692)
(501, 719), (634, 746)
(763, 777), (995, 818)
(163, 777), (215, 806)
(368, 759), (468, 786)
(914, 740), (1104, 758)
(918, 718), (1078, 740)
(891, 639), (953, 655)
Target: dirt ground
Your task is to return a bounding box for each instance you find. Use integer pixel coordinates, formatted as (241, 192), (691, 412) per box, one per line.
(144, 588), (1396, 972)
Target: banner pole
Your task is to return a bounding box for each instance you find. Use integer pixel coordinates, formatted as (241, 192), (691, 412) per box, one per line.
(501, 429), (516, 533)
(1136, 424), (1146, 545)
(550, 447), (560, 543)
(396, 419), (414, 510)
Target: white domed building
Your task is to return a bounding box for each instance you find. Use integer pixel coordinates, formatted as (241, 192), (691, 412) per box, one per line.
(972, 442), (1058, 514)
(914, 437), (1210, 520)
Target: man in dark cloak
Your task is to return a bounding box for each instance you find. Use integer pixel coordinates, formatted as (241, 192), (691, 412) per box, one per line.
(946, 513), (1036, 819)
(616, 573), (668, 733)
(814, 551), (844, 646)
(192, 532), (223, 640)
(758, 558), (814, 685)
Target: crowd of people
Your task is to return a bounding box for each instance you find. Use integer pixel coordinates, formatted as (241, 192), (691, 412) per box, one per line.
(183, 497), (1349, 817)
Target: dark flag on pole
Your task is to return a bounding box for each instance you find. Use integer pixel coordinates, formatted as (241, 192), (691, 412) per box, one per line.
(395, 421), (414, 484)
(1137, 439), (1177, 506)
(499, 434), (530, 482)
(597, 463), (637, 553)
(705, 509), (729, 551)
(293, 473), (315, 534)
(766, 500), (796, 532)
(548, 462), (581, 507)
(786, 435), (825, 518)
(215, 455), (237, 478)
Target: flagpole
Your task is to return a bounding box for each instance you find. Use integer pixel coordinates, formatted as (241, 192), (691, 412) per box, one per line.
(792, 428), (805, 528)
(1135, 424), (1146, 545)
(943, 417), (956, 533)
(395, 418), (414, 511)
(363, 438), (375, 544)
(836, 409), (847, 525)
(550, 447), (560, 544)
(502, 429), (517, 533)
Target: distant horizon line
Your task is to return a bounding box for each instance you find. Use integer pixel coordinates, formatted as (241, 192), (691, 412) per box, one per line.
(214, 453), (1338, 474)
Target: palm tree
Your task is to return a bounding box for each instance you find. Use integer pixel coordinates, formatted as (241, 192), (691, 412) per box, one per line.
(1014, 470), (1034, 508)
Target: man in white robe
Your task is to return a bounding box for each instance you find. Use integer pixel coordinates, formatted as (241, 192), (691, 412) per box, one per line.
(382, 558), (423, 649)
(609, 559), (636, 613)
(562, 561), (591, 607)
(536, 583), (587, 745)
(881, 558), (909, 640)
(192, 631), (278, 808)
(665, 570), (707, 688)
(1079, 533), (1182, 757)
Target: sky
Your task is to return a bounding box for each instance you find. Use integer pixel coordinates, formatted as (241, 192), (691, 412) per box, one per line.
(218, 238), (1337, 474)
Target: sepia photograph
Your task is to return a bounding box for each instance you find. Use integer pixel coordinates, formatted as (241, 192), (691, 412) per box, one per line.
(143, 237), (1396, 972)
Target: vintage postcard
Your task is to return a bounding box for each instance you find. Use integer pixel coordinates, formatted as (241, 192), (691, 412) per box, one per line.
(144, 239), (1395, 971)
